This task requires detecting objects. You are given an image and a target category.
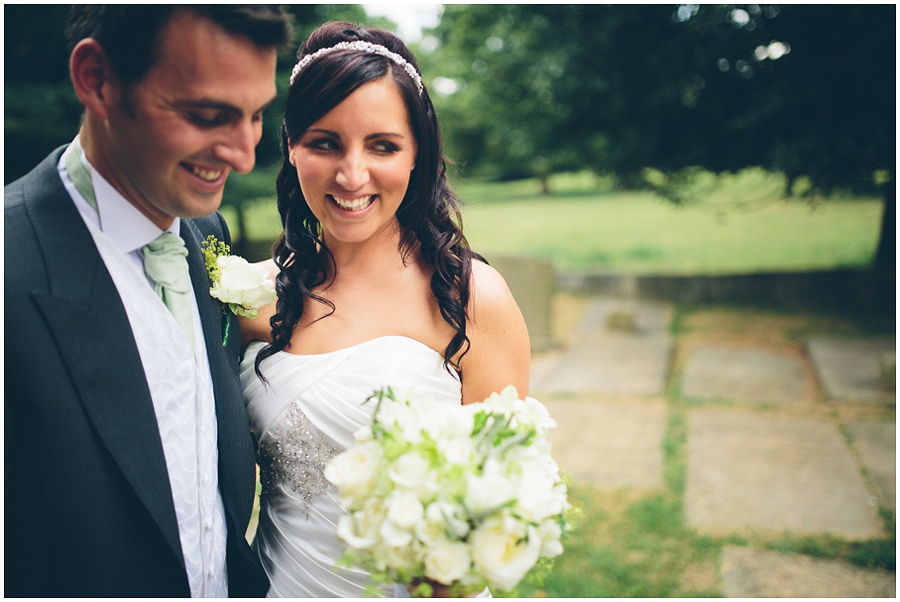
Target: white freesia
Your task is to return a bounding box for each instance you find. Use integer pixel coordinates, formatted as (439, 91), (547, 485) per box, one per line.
(328, 386), (572, 595)
(516, 464), (567, 523)
(470, 514), (542, 592)
(209, 255), (275, 317)
(465, 458), (516, 514)
(426, 500), (470, 539)
(336, 499), (383, 550)
(520, 396), (558, 431)
(438, 435), (476, 466)
(537, 519), (564, 558)
(424, 540), (471, 585)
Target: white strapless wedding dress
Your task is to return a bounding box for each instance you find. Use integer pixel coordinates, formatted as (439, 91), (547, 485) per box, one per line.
(241, 337), (462, 598)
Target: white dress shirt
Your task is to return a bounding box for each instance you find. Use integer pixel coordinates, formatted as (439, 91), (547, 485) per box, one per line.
(58, 140), (229, 597)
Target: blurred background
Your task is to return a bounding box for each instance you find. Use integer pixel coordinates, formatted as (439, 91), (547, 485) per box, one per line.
(5, 4), (895, 597)
(5, 5), (895, 298)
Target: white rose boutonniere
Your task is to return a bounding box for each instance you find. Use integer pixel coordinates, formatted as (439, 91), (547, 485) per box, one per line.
(201, 236), (276, 344)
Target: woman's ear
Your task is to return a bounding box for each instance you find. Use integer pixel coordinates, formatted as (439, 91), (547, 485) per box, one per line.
(69, 38), (114, 119)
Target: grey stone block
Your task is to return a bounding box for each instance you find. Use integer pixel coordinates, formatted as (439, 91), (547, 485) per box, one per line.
(686, 408), (882, 538)
(681, 345), (811, 404)
(807, 337), (896, 403)
(721, 545), (895, 597)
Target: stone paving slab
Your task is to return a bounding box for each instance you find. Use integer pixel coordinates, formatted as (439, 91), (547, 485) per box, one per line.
(533, 335), (673, 395)
(807, 336), (896, 403)
(570, 297), (673, 342)
(680, 345), (812, 404)
(845, 419), (896, 509)
(721, 545), (895, 597)
(544, 398), (666, 489)
(685, 407), (882, 539)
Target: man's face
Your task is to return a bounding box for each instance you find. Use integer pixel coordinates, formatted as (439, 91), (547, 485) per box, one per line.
(99, 10), (278, 228)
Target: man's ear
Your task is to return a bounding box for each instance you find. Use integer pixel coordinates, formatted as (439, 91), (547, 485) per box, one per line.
(69, 38), (115, 119)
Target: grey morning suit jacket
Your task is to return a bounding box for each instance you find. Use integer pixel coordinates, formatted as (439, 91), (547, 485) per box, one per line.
(4, 146), (268, 597)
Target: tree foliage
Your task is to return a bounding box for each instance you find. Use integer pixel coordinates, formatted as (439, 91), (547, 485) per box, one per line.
(430, 4), (894, 194)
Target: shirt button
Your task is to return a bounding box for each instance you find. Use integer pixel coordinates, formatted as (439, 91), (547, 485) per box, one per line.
(204, 518), (212, 531)
(201, 472), (209, 485)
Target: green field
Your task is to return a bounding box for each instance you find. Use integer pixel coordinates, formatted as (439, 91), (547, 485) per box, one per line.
(222, 169), (884, 275)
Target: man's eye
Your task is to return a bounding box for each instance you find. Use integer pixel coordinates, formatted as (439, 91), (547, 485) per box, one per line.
(189, 112), (229, 127)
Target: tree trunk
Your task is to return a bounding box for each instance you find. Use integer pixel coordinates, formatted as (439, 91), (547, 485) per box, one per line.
(539, 171), (550, 195)
(871, 180), (896, 312)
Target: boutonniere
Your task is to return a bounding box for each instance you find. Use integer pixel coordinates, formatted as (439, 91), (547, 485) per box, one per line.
(201, 235), (276, 345)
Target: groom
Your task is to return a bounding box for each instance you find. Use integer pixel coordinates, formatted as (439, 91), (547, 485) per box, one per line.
(4, 6), (291, 597)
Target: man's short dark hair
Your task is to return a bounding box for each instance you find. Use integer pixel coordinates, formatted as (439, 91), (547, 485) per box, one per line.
(65, 5), (294, 86)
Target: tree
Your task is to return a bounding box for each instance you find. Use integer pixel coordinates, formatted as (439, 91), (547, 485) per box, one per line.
(429, 5), (895, 281)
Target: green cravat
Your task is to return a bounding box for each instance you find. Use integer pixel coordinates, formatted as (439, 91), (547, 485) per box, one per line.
(141, 233), (196, 354)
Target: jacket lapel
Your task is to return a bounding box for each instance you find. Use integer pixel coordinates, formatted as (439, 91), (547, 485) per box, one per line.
(25, 148), (184, 567)
(181, 219), (258, 541)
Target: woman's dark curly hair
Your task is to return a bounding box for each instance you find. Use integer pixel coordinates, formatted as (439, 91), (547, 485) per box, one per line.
(255, 21), (474, 379)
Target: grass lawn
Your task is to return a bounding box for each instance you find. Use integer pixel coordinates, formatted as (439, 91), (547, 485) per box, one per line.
(222, 169), (884, 275)
(455, 170), (884, 274)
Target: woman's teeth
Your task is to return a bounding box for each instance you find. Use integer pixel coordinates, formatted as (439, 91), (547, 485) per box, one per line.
(331, 195), (374, 211)
(190, 165), (223, 182)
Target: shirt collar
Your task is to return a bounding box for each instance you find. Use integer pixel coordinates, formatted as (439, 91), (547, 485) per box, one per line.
(90, 169), (181, 255)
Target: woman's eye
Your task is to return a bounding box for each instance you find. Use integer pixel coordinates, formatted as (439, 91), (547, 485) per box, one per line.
(307, 139), (339, 152)
(372, 141), (400, 153)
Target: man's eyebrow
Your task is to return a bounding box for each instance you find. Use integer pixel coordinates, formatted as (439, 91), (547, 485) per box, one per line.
(172, 96), (278, 114)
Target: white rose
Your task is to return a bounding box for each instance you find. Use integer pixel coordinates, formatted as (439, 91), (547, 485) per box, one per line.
(380, 542), (418, 572)
(380, 515), (414, 547)
(470, 514), (541, 592)
(386, 490), (425, 529)
(415, 514), (447, 548)
(465, 458), (516, 514)
(209, 255), (275, 316)
(424, 540), (471, 585)
(323, 440), (383, 505)
(388, 452), (431, 489)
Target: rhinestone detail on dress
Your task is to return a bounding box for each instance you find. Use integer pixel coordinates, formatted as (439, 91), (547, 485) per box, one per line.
(258, 402), (340, 518)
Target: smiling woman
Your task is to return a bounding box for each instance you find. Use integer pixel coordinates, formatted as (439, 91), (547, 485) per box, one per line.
(236, 20), (534, 598)
(289, 77), (417, 246)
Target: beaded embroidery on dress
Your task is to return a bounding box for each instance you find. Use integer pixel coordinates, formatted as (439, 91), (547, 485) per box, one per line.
(241, 337), (462, 598)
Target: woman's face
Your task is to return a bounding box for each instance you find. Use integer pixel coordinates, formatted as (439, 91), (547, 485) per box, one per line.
(290, 76), (417, 247)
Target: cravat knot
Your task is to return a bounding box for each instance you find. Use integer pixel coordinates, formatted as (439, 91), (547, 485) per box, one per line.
(141, 232), (195, 353)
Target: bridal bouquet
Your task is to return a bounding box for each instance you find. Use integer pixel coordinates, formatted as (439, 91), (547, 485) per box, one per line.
(324, 386), (572, 596)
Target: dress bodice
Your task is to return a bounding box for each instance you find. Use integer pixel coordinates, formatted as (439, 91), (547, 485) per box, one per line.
(241, 336), (462, 598)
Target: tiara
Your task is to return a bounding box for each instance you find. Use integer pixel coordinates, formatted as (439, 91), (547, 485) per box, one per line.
(290, 40), (424, 95)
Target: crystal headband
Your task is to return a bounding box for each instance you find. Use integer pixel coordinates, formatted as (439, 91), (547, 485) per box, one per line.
(290, 40), (424, 95)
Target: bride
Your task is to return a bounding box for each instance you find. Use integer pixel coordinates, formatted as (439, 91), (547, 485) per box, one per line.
(239, 22), (530, 597)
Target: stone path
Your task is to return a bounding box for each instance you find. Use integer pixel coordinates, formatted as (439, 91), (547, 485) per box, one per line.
(534, 296), (896, 597)
(721, 545), (895, 597)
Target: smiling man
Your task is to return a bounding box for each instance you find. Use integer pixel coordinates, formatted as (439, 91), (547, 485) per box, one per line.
(4, 6), (292, 597)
